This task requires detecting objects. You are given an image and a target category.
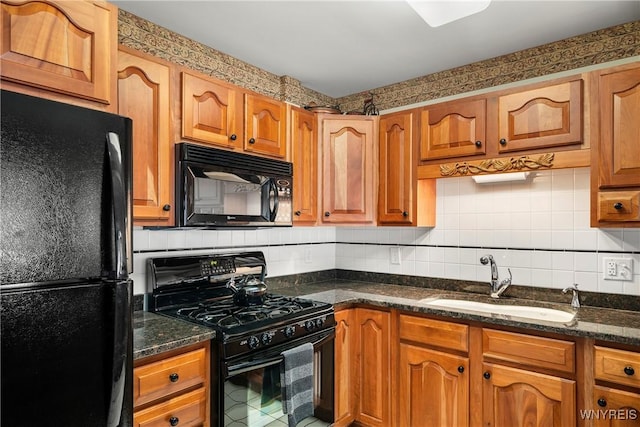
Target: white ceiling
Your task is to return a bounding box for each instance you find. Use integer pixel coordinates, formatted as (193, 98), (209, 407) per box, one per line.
(112, 1), (640, 98)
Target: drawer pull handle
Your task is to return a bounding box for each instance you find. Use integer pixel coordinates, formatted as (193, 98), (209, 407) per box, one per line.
(624, 366), (635, 376)
(597, 398), (607, 407)
(457, 366), (465, 373)
(169, 416), (180, 426)
(614, 202), (624, 210)
(483, 371), (491, 380)
(169, 373), (179, 382)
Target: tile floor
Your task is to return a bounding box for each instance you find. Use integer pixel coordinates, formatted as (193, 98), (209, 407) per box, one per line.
(224, 380), (330, 427)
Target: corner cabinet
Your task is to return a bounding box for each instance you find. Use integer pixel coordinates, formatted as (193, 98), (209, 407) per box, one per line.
(319, 115), (378, 224)
(591, 63), (640, 227)
(290, 106), (318, 224)
(334, 308), (392, 427)
(117, 47), (173, 226)
(0, 0), (117, 111)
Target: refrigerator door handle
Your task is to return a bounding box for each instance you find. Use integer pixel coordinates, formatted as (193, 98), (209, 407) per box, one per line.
(107, 280), (132, 427)
(106, 132), (129, 280)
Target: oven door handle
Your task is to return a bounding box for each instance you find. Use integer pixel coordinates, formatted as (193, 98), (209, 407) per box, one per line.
(226, 328), (335, 377)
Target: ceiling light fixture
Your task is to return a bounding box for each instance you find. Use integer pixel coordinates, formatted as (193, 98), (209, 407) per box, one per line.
(407, 0), (492, 27)
(471, 172), (531, 184)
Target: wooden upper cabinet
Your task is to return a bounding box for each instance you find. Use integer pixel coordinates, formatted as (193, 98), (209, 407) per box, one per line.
(181, 71), (242, 150)
(379, 110), (416, 225)
(117, 47), (172, 226)
(290, 106), (318, 224)
(497, 79), (583, 153)
(1, 0), (116, 108)
(320, 115), (378, 224)
(420, 98), (486, 161)
(482, 362), (576, 427)
(244, 93), (287, 158)
(591, 63), (640, 227)
(596, 65), (640, 189)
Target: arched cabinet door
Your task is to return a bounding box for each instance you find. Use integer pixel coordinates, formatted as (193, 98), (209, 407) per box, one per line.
(1, 0), (117, 106)
(117, 47), (172, 226)
(482, 362), (576, 427)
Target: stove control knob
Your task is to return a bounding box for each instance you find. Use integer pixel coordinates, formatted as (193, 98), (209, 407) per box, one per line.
(248, 335), (260, 349)
(284, 326), (295, 338)
(261, 333), (272, 345)
(305, 320), (315, 331)
(316, 318), (324, 328)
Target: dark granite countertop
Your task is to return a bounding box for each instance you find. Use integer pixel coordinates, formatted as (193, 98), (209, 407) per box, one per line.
(133, 311), (216, 360)
(269, 280), (640, 347)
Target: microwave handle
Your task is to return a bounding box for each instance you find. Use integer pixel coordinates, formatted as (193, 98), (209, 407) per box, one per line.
(269, 178), (279, 222)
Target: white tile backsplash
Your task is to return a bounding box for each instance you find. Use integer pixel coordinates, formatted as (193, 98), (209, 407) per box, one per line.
(131, 168), (640, 298)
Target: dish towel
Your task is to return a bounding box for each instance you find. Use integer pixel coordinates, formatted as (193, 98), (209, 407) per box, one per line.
(280, 342), (314, 427)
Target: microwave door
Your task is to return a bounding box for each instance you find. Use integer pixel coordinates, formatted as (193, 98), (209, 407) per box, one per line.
(185, 166), (270, 225)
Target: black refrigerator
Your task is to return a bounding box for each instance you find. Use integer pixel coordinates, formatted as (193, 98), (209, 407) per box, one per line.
(0, 90), (134, 427)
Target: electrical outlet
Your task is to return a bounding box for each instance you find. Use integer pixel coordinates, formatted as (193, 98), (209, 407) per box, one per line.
(390, 247), (401, 265)
(603, 257), (634, 281)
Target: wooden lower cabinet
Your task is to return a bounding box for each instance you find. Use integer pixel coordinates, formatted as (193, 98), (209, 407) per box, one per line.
(356, 308), (392, 427)
(133, 342), (210, 427)
(592, 386), (640, 427)
(398, 343), (469, 427)
(334, 309), (356, 427)
(482, 362), (576, 427)
(334, 308), (392, 427)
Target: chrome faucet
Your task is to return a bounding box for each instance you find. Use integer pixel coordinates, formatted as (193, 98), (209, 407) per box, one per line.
(562, 284), (581, 309)
(480, 255), (512, 298)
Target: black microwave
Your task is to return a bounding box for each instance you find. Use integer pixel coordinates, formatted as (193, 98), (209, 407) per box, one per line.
(176, 143), (293, 227)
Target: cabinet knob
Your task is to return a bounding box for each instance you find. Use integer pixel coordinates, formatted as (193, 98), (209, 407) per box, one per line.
(249, 137), (256, 144)
(162, 204), (171, 212)
(169, 373), (179, 382)
(483, 371), (491, 380)
(230, 134), (237, 141)
(597, 398), (607, 408)
(475, 140), (482, 148)
(614, 202), (624, 210)
(457, 366), (465, 373)
(294, 210), (302, 216)
(624, 366), (635, 376)
(402, 211), (408, 217)
(499, 138), (507, 146)
(169, 416), (180, 426)
(324, 211), (331, 217)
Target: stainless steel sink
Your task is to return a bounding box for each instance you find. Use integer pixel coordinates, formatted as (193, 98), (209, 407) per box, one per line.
(419, 298), (576, 323)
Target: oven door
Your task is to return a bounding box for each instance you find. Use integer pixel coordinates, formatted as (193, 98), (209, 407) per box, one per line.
(221, 328), (334, 427)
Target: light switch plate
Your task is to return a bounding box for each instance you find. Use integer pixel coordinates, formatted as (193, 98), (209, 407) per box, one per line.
(603, 257), (634, 281)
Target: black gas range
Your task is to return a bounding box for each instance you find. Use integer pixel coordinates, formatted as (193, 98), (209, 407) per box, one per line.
(146, 251), (335, 426)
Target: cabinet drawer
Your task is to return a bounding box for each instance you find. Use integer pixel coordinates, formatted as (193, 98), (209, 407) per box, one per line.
(597, 191), (640, 222)
(134, 347), (207, 407)
(399, 314), (468, 352)
(594, 346), (640, 389)
(483, 329), (575, 374)
(134, 387), (207, 427)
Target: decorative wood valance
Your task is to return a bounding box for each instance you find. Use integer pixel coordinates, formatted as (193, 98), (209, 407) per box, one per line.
(439, 153), (555, 177)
